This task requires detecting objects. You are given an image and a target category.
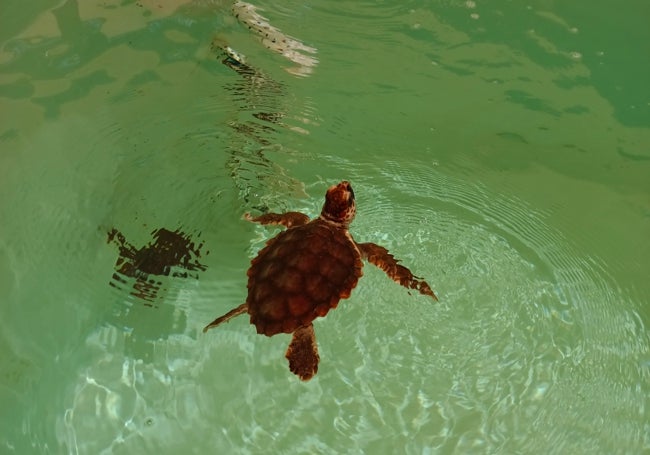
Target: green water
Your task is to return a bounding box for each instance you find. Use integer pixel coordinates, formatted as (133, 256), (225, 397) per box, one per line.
(1, 0), (649, 453)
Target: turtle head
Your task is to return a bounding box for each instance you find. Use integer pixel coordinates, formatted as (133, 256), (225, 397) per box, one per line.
(320, 181), (356, 226)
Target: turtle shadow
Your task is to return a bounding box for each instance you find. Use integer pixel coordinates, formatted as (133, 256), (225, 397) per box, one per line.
(106, 227), (208, 306)
(106, 226), (209, 360)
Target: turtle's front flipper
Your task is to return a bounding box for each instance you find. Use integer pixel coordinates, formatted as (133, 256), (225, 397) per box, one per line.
(203, 303), (248, 333)
(285, 324), (320, 381)
(245, 212), (310, 228)
(357, 242), (438, 301)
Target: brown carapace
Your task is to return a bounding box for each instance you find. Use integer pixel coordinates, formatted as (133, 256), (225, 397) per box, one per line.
(204, 181), (437, 381)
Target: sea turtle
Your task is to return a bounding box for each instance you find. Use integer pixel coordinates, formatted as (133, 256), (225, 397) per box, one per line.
(203, 181), (437, 381)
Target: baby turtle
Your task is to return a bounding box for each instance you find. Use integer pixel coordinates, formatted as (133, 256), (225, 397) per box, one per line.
(204, 181), (437, 381)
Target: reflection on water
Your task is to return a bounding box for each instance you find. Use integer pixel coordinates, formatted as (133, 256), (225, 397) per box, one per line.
(230, 0), (318, 76)
(212, 32), (314, 210)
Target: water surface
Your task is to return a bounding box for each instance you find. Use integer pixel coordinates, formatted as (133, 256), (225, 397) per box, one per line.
(1, 0), (649, 453)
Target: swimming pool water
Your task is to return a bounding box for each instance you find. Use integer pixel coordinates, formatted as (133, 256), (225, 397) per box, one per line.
(1, 0), (649, 453)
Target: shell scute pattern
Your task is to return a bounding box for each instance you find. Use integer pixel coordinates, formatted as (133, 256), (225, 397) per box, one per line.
(247, 220), (362, 336)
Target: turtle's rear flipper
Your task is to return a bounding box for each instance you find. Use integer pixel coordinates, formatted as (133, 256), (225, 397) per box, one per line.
(203, 303), (248, 333)
(286, 324), (319, 381)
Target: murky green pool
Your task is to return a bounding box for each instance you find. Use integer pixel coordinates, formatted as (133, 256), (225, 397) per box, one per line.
(1, 0), (649, 453)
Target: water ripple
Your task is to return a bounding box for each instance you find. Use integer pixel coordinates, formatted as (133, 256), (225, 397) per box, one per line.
(40, 160), (649, 453)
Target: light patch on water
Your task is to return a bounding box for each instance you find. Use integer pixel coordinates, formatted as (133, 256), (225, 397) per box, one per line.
(350, 161), (649, 453)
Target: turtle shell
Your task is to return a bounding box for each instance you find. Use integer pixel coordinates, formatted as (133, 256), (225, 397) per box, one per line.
(246, 219), (363, 336)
